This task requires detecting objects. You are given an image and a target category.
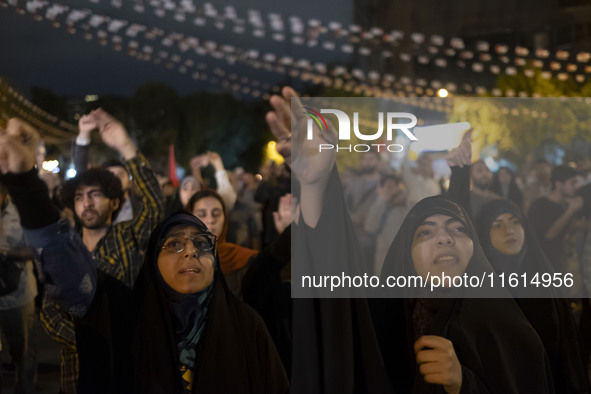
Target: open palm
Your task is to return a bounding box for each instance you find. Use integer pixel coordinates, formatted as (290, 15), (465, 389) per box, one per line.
(266, 87), (337, 187)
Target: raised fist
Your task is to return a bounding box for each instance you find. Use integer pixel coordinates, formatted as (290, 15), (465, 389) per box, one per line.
(91, 108), (136, 159)
(0, 118), (40, 174)
(78, 114), (97, 140)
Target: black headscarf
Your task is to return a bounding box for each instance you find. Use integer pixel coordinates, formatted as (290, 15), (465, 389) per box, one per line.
(75, 211), (289, 394)
(291, 168), (394, 393)
(475, 199), (556, 296)
(379, 196), (499, 299)
(141, 212), (216, 391)
(476, 199), (590, 393)
(371, 196), (555, 393)
(131, 211), (288, 394)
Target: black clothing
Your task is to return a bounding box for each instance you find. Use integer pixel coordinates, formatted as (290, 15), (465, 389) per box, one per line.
(254, 176), (290, 248)
(242, 226), (292, 377)
(291, 169), (394, 393)
(374, 196), (555, 393)
(528, 197), (569, 272)
(476, 199), (590, 393)
(71, 213), (289, 393)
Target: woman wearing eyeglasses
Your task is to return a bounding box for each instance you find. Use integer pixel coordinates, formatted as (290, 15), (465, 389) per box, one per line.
(28, 208), (289, 393)
(187, 189), (293, 377)
(1, 148), (289, 394)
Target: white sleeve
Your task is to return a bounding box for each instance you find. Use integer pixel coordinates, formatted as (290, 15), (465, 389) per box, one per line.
(215, 169), (237, 210)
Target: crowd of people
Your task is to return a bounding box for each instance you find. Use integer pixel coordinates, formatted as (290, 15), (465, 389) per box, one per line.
(0, 87), (588, 393)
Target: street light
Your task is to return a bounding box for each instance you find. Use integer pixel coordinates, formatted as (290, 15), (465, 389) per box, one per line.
(437, 88), (449, 98)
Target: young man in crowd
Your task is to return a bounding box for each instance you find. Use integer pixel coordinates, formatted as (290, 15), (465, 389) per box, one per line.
(74, 113), (140, 224)
(41, 109), (164, 393)
(469, 159), (500, 216)
(528, 165), (583, 272)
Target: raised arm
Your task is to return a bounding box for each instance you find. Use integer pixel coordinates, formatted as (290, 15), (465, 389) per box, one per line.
(208, 151), (237, 210)
(93, 109), (164, 251)
(72, 114), (96, 172)
(0, 118), (97, 316)
(445, 129), (473, 216)
(265, 87), (337, 228)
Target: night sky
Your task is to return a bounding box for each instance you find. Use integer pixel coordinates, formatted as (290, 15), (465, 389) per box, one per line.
(0, 0), (353, 99)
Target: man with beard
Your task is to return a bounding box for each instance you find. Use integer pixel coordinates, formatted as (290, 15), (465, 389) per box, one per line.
(75, 113), (139, 225)
(41, 109), (164, 393)
(469, 159), (500, 216)
(528, 165), (583, 272)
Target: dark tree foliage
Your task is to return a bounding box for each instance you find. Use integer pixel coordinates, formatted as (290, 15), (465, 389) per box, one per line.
(25, 83), (275, 174)
(177, 91), (270, 171)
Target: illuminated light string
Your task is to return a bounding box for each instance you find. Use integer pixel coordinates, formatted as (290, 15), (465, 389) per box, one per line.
(9, 2), (581, 88)
(67, 15), (547, 104)
(308, 96), (582, 131)
(11, 0), (492, 96)
(95, 26), (279, 100)
(7, 4), (572, 141)
(80, 0), (591, 79)
(128, 2), (591, 84)
(11, 1), (591, 85)
(3, 11), (273, 137)
(11, 2), (552, 105)
(13, 8), (282, 102)
(14, 2), (280, 101)
(0, 79), (77, 133)
(11, 0), (591, 93)
(4, 1), (408, 93)
(5, 1), (570, 113)
(0, 81), (77, 140)
(1, 98), (74, 143)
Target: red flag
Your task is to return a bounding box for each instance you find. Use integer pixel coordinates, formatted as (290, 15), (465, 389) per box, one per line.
(169, 144), (180, 187)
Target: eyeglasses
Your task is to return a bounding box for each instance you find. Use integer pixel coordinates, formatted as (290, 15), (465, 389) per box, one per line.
(161, 234), (216, 254)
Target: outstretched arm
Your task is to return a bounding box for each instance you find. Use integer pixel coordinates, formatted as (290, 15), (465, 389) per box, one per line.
(93, 109), (163, 256)
(0, 118), (97, 316)
(72, 114), (96, 172)
(445, 129), (473, 216)
(92, 108), (137, 160)
(265, 87), (337, 228)
(208, 151), (237, 210)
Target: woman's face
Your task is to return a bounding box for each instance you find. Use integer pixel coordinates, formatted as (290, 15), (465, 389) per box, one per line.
(489, 212), (525, 255)
(498, 168), (512, 186)
(180, 179), (199, 207)
(192, 196), (224, 238)
(411, 214), (474, 281)
(157, 225), (215, 294)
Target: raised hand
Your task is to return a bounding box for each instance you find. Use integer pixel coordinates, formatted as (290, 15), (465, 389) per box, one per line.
(207, 151), (225, 172)
(266, 86), (337, 227)
(78, 114), (97, 141)
(266, 86), (337, 187)
(0, 118), (40, 174)
(273, 193), (292, 233)
(415, 335), (462, 394)
(446, 128), (473, 168)
(91, 108), (136, 160)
